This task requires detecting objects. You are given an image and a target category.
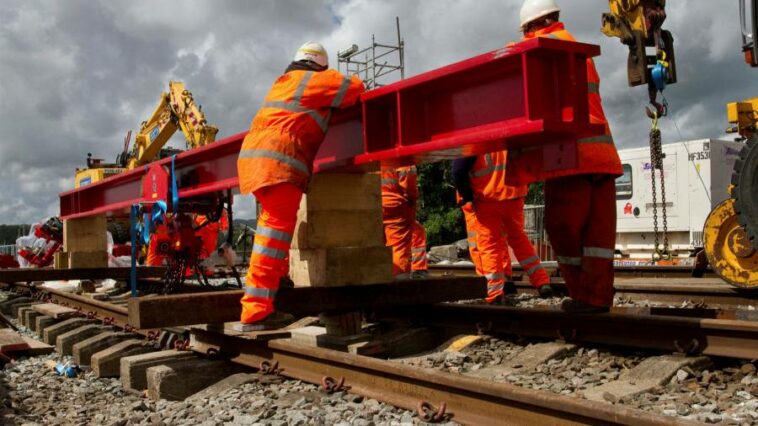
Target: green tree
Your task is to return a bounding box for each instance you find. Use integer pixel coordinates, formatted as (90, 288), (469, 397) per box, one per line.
(525, 181), (544, 205)
(416, 162), (465, 247)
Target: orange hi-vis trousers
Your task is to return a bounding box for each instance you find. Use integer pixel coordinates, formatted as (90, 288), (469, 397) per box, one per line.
(473, 197), (550, 303)
(383, 202), (415, 279)
(544, 175), (617, 307)
(462, 203), (512, 277)
(411, 220), (428, 271)
(241, 183), (303, 324)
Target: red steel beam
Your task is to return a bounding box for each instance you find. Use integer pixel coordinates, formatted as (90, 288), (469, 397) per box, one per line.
(60, 37), (601, 220)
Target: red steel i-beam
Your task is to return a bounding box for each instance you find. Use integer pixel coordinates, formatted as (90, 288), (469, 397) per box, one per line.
(60, 37), (601, 220)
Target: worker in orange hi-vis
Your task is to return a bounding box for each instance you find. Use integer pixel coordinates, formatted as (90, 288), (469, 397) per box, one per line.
(458, 193), (512, 278)
(453, 151), (552, 304)
(193, 212), (230, 275)
(236, 42), (364, 330)
(381, 165), (421, 280)
(410, 220), (429, 279)
(515, 0), (623, 313)
(194, 212), (229, 259)
(145, 222), (171, 266)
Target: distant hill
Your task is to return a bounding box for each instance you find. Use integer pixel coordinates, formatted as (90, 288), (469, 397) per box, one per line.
(0, 225), (31, 245)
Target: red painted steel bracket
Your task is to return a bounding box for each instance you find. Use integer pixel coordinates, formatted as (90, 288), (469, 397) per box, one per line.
(60, 37), (602, 220)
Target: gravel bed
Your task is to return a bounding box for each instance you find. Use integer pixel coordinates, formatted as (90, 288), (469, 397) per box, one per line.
(1, 352), (458, 426)
(400, 336), (646, 395)
(399, 334), (758, 425)
(625, 360), (758, 425)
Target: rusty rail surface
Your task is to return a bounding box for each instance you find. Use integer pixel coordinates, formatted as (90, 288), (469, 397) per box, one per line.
(429, 263), (715, 279)
(189, 329), (696, 426)
(0, 267), (165, 284)
(387, 304), (758, 360)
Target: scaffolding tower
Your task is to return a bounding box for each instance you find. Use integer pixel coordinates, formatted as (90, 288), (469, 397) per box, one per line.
(337, 17), (405, 90)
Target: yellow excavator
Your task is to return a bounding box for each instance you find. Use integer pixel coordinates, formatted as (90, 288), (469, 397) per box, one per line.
(74, 81), (218, 187)
(703, 0), (758, 287)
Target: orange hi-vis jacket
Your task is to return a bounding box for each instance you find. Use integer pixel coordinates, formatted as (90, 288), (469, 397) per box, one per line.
(470, 151), (528, 201)
(511, 23), (622, 181)
(381, 166), (419, 208)
(238, 69), (364, 195)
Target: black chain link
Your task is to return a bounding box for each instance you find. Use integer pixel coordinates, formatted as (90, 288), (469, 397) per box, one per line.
(649, 123), (671, 261)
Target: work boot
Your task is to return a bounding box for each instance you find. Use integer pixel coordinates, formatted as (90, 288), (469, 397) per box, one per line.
(537, 284), (554, 299)
(504, 281), (518, 295)
(560, 299), (610, 314)
(410, 270), (429, 279)
(279, 275), (295, 289)
(233, 311), (295, 332)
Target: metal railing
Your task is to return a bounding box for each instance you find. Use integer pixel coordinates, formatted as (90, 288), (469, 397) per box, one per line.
(523, 205), (554, 261)
(0, 245), (17, 257)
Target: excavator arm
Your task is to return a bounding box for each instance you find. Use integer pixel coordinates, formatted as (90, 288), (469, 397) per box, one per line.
(125, 81), (218, 169)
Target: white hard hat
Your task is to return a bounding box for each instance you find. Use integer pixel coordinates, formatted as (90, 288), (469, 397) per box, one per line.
(519, 0), (561, 30)
(294, 42), (328, 68)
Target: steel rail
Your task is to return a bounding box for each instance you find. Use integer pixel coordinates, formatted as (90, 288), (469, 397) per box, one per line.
(429, 263), (716, 279)
(190, 328), (697, 426)
(391, 304), (758, 360)
(0, 266), (165, 284)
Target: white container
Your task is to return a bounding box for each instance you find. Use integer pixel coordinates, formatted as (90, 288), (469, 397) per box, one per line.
(615, 139), (744, 258)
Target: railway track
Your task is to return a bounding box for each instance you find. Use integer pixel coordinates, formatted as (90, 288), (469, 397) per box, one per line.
(2, 269), (758, 424)
(432, 263), (757, 309)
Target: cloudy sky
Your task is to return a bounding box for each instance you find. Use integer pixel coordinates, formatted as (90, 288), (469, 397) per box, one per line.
(0, 0), (753, 224)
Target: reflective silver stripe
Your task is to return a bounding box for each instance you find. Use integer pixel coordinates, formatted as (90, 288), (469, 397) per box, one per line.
(470, 153), (506, 177)
(412, 254), (427, 262)
(292, 71), (313, 103)
(547, 34), (561, 40)
(398, 167), (417, 178)
(381, 178), (399, 186)
(488, 284), (504, 294)
(253, 244), (288, 260)
(468, 241), (477, 249)
(412, 247), (426, 253)
(260, 71), (330, 132)
(256, 226), (293, 243)
(467, 231), (477, 238)
(584, 247), (615, 259)
(330, 76), (352, 108)
(484, 272), (505, 281)
(526, 264), (545, 276)
(557, 256), (582, 266)
(578, 135), (614, 145)
(588, 82), (600, 94)
(244, 286), (278, 299)
(261, 101), (330, 132)
(520, 255), (540, 266)
(239, 149), (310, 175)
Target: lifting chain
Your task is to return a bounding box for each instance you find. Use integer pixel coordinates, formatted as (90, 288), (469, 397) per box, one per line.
(649, 112), (671, 262)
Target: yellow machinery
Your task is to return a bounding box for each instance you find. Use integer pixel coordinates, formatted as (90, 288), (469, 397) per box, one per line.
(75, 81), (218, 187)
(602, 0), (676, 96)
(703, 0), (758, 287)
